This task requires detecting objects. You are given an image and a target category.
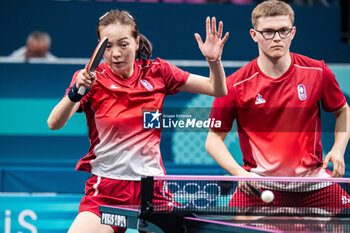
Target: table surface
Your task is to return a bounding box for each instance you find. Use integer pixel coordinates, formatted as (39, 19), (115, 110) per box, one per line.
(99, 205), (350, 233)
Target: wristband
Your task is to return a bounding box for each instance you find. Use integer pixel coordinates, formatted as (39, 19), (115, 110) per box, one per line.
(68, 84), (84, 102)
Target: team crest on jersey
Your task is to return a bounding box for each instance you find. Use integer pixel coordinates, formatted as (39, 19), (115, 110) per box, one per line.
(140, 79), (153, 91)
(297, 84), (307, 101)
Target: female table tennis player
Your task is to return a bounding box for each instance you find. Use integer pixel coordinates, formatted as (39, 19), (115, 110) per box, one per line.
(48, 9), (229, 233)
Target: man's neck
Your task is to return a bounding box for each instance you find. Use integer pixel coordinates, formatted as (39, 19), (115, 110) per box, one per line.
(257, 52), (292, 79)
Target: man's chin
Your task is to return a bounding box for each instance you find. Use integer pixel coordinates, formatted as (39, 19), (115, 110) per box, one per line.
(268, 51), (287, 60)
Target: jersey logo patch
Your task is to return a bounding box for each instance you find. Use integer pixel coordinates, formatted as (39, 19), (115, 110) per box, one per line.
(255, 94), (266, 105)
(110, 84), (120, 89)
(141, 80), (153, 91)
(297, 84), (307, 101)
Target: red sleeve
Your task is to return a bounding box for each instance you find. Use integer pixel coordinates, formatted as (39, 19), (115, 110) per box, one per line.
(209, 78), (237, 132)
(158, 58), (190, 95)
(321, 62), (346, 112)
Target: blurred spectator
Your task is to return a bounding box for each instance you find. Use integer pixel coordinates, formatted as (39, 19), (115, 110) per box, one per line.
(8, 31), (57, 62)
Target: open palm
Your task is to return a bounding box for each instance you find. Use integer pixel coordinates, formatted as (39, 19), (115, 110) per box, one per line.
(195, 17), (229, 61)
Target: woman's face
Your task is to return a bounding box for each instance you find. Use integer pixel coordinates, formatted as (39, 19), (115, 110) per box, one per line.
(100, 23), (139, 79)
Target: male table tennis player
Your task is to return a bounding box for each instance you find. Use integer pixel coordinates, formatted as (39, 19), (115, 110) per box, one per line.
(205, 0), (350, 211)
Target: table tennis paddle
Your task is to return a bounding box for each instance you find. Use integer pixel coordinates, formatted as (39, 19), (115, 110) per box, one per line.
(246, 181), (262, 197)
(78, 37), (108, 95)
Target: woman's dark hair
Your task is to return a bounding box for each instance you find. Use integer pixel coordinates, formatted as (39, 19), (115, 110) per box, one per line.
(97, 10), (152, 60)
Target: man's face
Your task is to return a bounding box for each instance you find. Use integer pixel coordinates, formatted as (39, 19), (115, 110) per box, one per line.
(25, 39), (50, 60)
(250, 15), (295, 60)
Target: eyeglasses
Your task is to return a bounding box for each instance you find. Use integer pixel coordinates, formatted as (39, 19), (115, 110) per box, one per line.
(254, 28), (293, 40)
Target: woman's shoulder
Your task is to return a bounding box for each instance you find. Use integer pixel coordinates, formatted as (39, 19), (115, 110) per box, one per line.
(136, 57), (172, 72)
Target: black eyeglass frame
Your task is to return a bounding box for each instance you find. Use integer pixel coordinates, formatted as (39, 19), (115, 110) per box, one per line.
(254, 27), (294, 40)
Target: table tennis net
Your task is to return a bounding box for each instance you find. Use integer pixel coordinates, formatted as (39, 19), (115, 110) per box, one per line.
(141, 176), (350, 217)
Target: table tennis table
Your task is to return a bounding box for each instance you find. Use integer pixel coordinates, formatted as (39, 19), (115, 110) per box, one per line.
(99, 205), (350, 233)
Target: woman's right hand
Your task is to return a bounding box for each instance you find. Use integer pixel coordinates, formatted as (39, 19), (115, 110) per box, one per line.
(75, 69), (97, 91)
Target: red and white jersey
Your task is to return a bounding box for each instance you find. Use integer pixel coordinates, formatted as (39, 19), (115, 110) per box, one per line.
(66, 58), (189, 180)
(210, 53), (346, 177)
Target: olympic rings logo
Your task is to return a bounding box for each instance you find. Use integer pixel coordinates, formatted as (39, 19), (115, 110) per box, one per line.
(162, 182), (221, 209)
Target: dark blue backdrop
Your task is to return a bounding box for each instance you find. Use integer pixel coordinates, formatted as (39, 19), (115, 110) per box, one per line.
(1, 1), (350, 62)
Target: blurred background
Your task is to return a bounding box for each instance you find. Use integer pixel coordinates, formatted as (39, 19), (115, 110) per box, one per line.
(0, 0), (349, 232)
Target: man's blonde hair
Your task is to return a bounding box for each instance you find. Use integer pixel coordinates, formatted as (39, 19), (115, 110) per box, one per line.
(251, 0), (294, 29)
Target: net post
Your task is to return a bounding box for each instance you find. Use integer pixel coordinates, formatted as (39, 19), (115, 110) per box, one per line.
(141, 176), (154, 215)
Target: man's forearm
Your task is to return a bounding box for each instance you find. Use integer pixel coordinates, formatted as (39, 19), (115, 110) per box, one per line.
(332, 104), (350, 154)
